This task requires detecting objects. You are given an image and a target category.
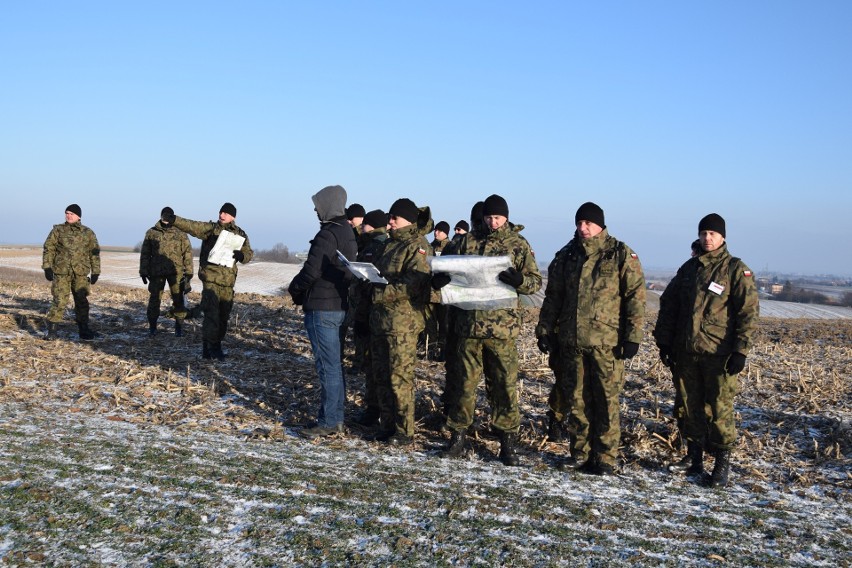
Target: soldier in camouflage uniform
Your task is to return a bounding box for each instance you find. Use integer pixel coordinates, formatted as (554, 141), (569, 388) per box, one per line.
(535, 202), (645, 475)
(436, 194), (542, 466)
(422, 220), (452, 360)
(42, 204), (101, 340)
(370, 198), (433, 446)
(166, 203), (253, 361)
(654, 213), (758, 488)
(139, 207), (194, 337)
(351, 209), (389, 426)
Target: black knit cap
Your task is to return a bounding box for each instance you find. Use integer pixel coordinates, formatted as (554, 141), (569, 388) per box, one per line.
(160, 207), (174, 221)
(346, 203), (366, 219)
(575, 202), (605, 228)
(65, 203), (82, 217)
(220, 202), (237, 217)
(455, 220), (469, 232)
(698, 213), (726, 238)
(435, 221), (450, 233)
(389, 198), (419, 223)
(482, 194), (509, 218)
(470, 201), (484, 226)
(363, 209), (387, 230)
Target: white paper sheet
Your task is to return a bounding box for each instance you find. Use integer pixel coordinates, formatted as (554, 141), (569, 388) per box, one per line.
(429, 255), (518, 310)
(207, 230), (246, 268)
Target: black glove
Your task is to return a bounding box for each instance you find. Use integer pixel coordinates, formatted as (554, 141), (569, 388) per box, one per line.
(537, 335), (550, 354)
(232, 250), (245, 263)
(162, 210), (176, 225)
(726, 352), (747, 375)
(619, 341), (640, 359)
(182, 275), (192, 293)
(141, 275), (148, 285)
(89, 274), (99, 285)
(658, 345), (674, 368)
(353, 320), (370, 336)
(44, 268), (54, 281)
(498, 267), (523, 288)
(431, 273), (452, 290)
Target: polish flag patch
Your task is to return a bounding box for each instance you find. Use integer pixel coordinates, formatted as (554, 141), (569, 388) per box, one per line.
(743, 270), (753, 277)
(418, 247), (427, 255)
(631, 253), (638, 259)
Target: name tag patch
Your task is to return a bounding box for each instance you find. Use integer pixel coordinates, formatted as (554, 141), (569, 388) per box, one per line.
(708, 281), (725, 296)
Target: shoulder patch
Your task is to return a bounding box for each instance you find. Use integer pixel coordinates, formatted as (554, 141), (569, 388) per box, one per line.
(418, 247), (427, 255)
(630, 253), (638, 259)
(743, 270), (753, 277)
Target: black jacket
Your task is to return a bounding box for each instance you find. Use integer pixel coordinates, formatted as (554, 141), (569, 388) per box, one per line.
(288, 216), (357, 311)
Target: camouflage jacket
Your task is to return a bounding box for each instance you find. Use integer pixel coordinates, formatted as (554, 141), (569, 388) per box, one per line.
(139, 221), (193, 278)
(454, 222), (542, 340)
(653, 243), (758, 357)
(369, 207), (433, 335)
(351, 227), (388, 325)
(173, 217), (253, 288)
(431, 237), (450, 256)
(536, 230), (645, 349)
(42, 221), (101, 277)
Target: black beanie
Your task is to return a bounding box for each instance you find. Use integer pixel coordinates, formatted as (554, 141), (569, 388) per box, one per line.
(346, 203), (366, 219)
(66, 203), (82, 217)
(220, 202), (237, 217)
(575, 202), (605, 228)
(389, 198), (419, 223)
(160, 206), (174, 221)
(363, 209), (387, 229)
(482, 194), (509, 218)
(435, 221), (450, 233)
(470, 201), (484, 226)
(455, 220), (469, 232)
(698, 213), (726, 238)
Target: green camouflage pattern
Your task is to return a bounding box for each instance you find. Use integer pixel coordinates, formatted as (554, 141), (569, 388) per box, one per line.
(543, 332), (570, 421)
(139, 221), (193, 278)
(146, 275), (186, 324)
(431, 236), (450, 256)
(42, 221), (101, 277)
(173, 216), (253, 287)
(200, 281), (235, 342)
(46, 274), (91, 324)
(371, 332), (419, 437)
(676, 352), (738, 450)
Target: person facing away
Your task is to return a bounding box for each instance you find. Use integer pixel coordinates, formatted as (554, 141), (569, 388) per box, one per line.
(434, 194), (542, 466)
(289, 185), (358, 439)
(535, 201), (645, 475)
(653, 213), (759, 488)
(166, 202), (253, 361)
(139, 206), (194, 337)
(42, 203), (101, 341)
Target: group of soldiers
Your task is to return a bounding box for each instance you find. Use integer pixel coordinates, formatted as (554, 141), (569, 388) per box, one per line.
(42, 194), (757, 488)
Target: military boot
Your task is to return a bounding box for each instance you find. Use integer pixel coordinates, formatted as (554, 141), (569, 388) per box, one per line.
(210, 342), (227, 361)
(709, 450), (731, 488)
(546, 412), (564, 443)
(44, 321), (58, 341)
(78, 322), (98, 340)
(441, 428), (467, 458)
(149, 320), (158, 336)
(353, 406), (380, 427)
(669, 442), (704, 475)
(202, 341), (212, 359)
(174, 319), (183, 337)
(498, 430), (520, 466)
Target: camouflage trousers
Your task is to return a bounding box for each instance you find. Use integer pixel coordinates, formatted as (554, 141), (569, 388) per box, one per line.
(146, 275), (186, 323)
(439, 306), (461, 415)
(200, 282), (234, 343)
(544, 334), (569, 422)
(676, 352), (738, 451)
(356, 329), (378, 411)
(46, 274), (91, 324)
(371, 332), (419, 437)
(422, 302), (447, 353)
(561, 346), (624, 465)
(446, 336), (520, 433)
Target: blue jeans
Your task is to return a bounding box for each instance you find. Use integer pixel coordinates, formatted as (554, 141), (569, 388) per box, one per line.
(304, 310), (346, 427)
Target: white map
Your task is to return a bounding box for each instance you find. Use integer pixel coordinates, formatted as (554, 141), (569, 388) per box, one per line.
(207, 230), (246, 268)
(336, 250), (388, 284)
(429, 255), (518, 310)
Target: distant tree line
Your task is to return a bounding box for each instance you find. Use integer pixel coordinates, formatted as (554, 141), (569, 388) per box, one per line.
(133, 241), (302, 264)
(773, 280), (852, 308)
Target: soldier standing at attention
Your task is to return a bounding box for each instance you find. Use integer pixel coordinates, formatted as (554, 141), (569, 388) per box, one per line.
(423, 220), (452, 359)
(435, 194), (542, 466)
(42, 203), (101, 341)
(139, 207), (194, 337)
(370, 198), (433, 446)
(535, 202), (645, 475)
(654, 213), (758, 488)
(165, 203), (253, 361)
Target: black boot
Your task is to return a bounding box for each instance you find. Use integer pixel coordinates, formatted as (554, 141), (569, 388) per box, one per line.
(556, 455), (588, 471)
(498, 431), (520, 466)
(709, 450), (731, 488)
(669, 442), (704, 475)
(149, 320), (158, 336)
(210, 342), (227, 361)
(44, 321), (58, 341)
(78, 322), (98, 340)
(546, 412), (564, 443)
(353, 407), (380, 427)
(202, 341), (212, 359)
(442, 428), (467, 458)
(174, 319), (183, 337)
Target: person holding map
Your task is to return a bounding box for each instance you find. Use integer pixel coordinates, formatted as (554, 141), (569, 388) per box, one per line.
(164, 203), (253, 361)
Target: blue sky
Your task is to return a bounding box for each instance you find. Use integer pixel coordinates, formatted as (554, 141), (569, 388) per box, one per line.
(3, 1), (851, 276)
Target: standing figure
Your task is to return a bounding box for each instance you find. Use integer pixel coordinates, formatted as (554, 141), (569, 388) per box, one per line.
(370, 198), (433, 446)
(42, 203), (101, 340)
(139, 207), (194, 337)
(423, 220), (452, 359)
(535, 202), (645, 475)
(166, 203), (253, 361)
(438, 194), (542, 466)
(289, 185), (358, 439)
(654, 213), (758, 488)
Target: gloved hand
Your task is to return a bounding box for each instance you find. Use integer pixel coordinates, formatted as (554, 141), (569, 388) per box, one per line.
(537, 335), (550, 354)
(161, 210), (176, 225)
(726, 352), (747, 375)
(44, 268), (54, 281)
(89, 274), (99, 285)
(619, 341), (640, 359)
(353, 320), (370, 336)
(141, 275), (148, 285)
(182, 275), (192, 293)
(498, 267), (523, 288)
(658, 344), (674, 368)
(232, 250), (245, 263)
(431, 273), (452, 290)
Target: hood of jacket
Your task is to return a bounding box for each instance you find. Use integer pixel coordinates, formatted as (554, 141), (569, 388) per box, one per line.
(311, 185), (347, 222)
